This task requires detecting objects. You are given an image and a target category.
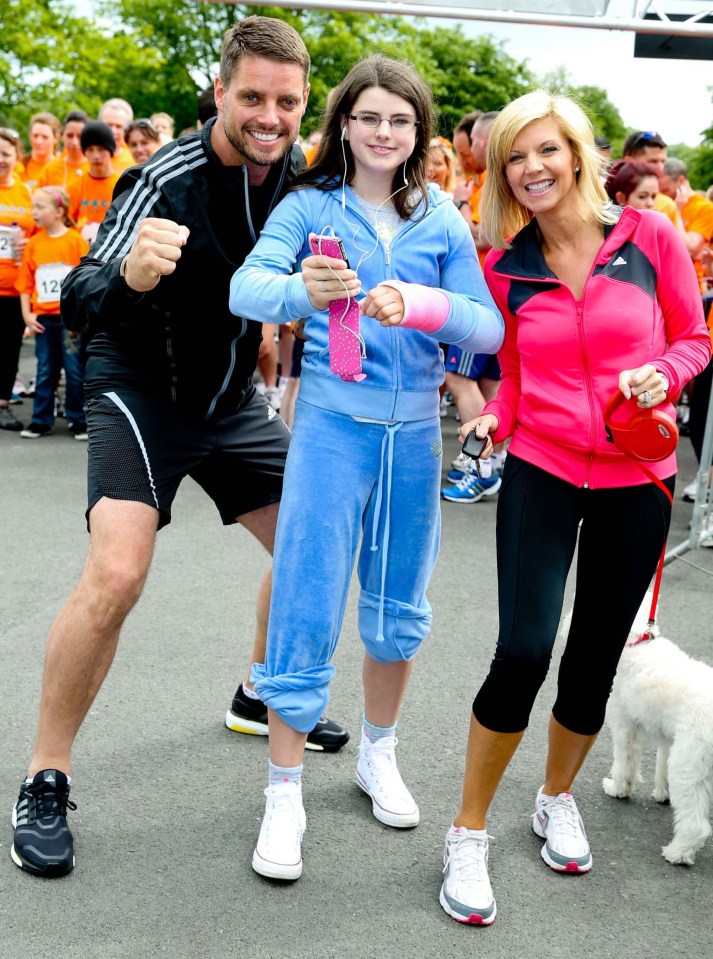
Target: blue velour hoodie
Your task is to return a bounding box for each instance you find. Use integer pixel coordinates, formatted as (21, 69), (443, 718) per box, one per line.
(229, 182), (504, 421)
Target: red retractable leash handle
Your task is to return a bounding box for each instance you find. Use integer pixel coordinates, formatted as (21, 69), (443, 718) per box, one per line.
(603, 390), (677, 635)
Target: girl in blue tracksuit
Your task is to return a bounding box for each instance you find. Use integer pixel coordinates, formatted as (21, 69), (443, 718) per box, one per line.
(229, 55), (504, 882)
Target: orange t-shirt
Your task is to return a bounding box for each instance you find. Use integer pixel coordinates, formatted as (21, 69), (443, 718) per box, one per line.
(20, 156), (53, 191)
(654, 193), (679, 226)
(681, 194), (713, 293)
(37, 154), (89, 193)
(468, 171), (490, 270)
(15, 228), (89, 314)
(0, 179), (34, 296)
(112, 144), (135, 174)
(68, 172), (120, 244)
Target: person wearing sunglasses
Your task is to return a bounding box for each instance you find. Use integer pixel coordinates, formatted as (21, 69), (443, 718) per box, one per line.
(621, 129), (681, 229)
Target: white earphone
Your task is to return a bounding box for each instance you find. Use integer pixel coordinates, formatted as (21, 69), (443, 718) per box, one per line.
(341, 126), (347, 140)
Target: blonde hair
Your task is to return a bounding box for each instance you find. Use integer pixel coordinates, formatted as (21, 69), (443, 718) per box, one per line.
(34, 186), (76, 229)
(428, 137), (456, 193)
(480, 90), (614, 250)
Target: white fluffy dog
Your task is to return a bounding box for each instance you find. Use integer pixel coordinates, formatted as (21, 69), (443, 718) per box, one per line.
(602, 596), (713, 865)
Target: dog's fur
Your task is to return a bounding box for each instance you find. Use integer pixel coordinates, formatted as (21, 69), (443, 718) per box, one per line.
(602, 596), (713, 865)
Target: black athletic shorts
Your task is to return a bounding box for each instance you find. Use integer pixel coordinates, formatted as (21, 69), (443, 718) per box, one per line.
(84, 388), (290, 530)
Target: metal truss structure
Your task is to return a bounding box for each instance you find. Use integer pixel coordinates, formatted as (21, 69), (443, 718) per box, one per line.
(196, 1), (713, 38)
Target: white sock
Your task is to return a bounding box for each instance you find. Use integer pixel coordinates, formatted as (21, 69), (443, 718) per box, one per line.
(362, 716), (397, 743)
(268, 760), (303, 788)
(241, 683), (260, 701)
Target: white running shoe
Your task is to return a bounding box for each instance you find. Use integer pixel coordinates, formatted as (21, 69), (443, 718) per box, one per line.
(450, 450), (472, 473)
(356, 736), (419, 828)
(263, 386), (281, 411)
(682, 479), (697, 502)
(440, 825), (497, 925)
(532, 787), (592, 873)
(252, 781), (306, 880)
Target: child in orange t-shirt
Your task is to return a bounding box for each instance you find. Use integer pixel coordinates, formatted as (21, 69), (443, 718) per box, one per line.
(0, 126), (34, 431)
(15, 187), (89, 438)
(68, 122), (120, 246)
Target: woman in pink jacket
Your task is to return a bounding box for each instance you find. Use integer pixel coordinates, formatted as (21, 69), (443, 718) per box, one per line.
(439, 91), (711, 927)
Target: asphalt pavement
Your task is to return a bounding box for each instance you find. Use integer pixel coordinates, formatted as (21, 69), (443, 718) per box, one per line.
(1, 340), (712, 959)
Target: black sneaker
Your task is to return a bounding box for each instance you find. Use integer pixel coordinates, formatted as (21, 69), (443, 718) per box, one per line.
(225, 684), (350, 752)
(20, 422), (52, 439)
(68, 422), (88, 441)
(0, 407), (23, 431)
(11, 769), (76, 877)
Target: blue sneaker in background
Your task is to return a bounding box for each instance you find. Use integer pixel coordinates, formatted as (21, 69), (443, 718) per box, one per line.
(441, 473), (502, 503)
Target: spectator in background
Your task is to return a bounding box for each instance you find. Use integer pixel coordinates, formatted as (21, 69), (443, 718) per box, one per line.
(0, 127), (33, 432)
(37, 110), (89, 192)
(21, 112), (61, 190)
(604, 160), (659, 211)
(98, 98), (135, 173)
(658, 157), (713, 267)
(452, 111), (480, 181)
(68, 122), (120, 245)
(197, 85), (217, 127)
(621, 129), (680, 228)
(150, 111), (175, 144)
(427, 137), (456, 194)
(16, 187), (89, 440)
(125, 118), (162, 165)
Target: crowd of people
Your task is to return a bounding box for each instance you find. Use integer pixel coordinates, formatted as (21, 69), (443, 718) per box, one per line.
(2, 13), (713, 929)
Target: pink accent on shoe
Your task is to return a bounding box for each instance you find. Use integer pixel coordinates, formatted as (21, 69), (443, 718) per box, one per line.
(378, 280), (449, 334)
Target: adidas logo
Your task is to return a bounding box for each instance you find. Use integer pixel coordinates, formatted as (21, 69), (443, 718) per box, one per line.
(612, 256), (627, 266)
(45, 773), (55, 783)
(267, 406), (277, 421)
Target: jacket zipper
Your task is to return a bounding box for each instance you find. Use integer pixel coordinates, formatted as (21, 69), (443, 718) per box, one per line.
(164, 319), (177, 402)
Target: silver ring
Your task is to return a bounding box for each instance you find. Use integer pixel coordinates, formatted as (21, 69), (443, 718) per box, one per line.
(641, 390), (653, 405)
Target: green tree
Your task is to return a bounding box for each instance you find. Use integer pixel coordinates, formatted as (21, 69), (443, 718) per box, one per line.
(415, 25), (533, 138)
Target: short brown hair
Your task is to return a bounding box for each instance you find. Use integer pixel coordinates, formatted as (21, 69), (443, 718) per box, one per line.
(29, 111), (61, 141)
(219, 15), (310, 89)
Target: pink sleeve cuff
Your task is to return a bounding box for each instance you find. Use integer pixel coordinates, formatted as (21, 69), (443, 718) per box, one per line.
(378, 280), (450, 334)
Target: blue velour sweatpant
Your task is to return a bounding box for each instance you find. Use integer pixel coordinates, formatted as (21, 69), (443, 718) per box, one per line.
(252, 398), (442, 732)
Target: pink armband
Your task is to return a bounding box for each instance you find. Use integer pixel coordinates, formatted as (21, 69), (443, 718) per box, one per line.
(378, 280), (450, 334)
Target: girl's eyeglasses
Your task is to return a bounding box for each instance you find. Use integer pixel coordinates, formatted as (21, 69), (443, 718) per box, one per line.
(348, 113), (418, 132)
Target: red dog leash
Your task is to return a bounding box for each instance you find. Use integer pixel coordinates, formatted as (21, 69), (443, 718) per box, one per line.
(603, 391), (678, 640)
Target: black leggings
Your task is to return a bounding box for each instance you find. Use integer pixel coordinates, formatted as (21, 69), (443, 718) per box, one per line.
(0, 296), (26, 402)
(473, 455), (674, 736)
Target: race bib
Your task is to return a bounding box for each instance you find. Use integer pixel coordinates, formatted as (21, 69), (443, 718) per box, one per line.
(0, 225), (19, 261)
(35, 262), (72, 304)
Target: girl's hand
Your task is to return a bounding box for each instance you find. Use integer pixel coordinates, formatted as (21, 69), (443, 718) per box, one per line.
(360, 284), (405, 327)
(618, 365), (668, 408)
(301, 254), (360, 311)
(25, 314), (44, 334)
(458, 413), (499, 459)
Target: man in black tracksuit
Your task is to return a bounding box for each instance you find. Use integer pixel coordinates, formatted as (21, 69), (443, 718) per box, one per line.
(11, 17), (348, 881)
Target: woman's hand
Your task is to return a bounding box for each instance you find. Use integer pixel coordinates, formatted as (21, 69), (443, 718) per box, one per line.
(301, 253), (360, 312)
(360, 284), (405, 327)
(458, 413), (499, 459)
(618, 365), (668, 408)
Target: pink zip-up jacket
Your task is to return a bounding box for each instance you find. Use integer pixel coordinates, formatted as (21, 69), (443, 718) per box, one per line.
(483, 206), (711, 488)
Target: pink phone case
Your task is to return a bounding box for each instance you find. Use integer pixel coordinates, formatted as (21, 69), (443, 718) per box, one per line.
(309, 234), (366, 383)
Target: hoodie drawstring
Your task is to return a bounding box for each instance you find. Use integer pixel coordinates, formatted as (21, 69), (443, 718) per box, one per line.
(369, 421), (403, 642)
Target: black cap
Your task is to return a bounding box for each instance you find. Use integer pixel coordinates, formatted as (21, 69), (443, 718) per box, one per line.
(80, 121), (116, 155)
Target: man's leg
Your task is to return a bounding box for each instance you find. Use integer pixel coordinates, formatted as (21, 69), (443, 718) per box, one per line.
(29, 498), (159, 776)
(237, 501), (278, 685)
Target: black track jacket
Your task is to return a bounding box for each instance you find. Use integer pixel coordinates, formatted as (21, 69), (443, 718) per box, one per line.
(61, 118), (304, 421)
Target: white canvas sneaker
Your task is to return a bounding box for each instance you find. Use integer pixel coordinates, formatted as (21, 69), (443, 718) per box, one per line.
(356, 736), (419, 828)
(440, 825), (497, 925)
(252, 781), (306, 880)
